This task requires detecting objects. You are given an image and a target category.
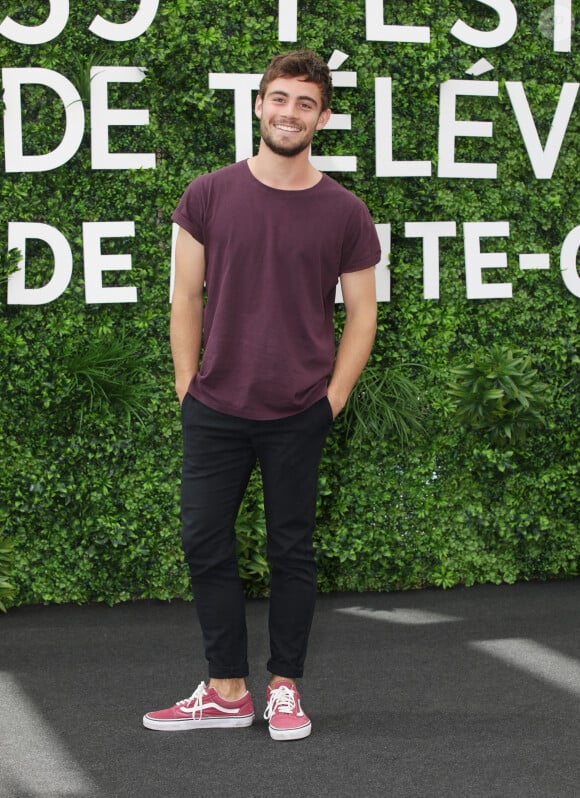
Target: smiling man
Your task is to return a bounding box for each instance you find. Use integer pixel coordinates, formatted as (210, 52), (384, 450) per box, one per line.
(144, 50), (381, 742)
(257, 76), (329, 158)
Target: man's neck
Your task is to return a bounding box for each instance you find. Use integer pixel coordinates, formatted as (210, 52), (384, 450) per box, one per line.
(247, 144), (323, 190)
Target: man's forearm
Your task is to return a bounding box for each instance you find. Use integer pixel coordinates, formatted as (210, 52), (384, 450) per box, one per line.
(327, 310), (377, 417)
(170, 294), (203, 402)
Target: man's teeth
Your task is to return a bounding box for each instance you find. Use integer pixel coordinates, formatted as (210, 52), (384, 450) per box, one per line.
(275, 124), (300, 132)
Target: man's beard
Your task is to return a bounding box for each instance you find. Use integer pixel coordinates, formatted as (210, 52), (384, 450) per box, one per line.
(260, 121), (312, 158)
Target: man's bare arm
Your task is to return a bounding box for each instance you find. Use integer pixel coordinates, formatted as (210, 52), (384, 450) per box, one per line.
(327, 266), (377, 418)
(170, 227), (205, 403)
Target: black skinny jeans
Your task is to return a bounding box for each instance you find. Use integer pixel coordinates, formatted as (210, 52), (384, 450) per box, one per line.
(180, 394), (333, 680)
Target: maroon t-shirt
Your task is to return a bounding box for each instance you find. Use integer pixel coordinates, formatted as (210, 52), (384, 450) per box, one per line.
(172, 160), (381, 420)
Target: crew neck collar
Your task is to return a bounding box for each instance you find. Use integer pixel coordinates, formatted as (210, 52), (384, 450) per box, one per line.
(244, 158), (326, 193)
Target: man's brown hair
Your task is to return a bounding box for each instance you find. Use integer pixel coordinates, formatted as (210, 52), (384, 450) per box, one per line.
(259, 49), (333, 111)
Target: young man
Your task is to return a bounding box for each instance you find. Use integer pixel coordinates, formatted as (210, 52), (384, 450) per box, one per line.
(144, 50), (380, 741)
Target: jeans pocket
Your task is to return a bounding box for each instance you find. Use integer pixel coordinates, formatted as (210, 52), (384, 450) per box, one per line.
(180, 392), (197, 419)
(323, 395), (335, 425)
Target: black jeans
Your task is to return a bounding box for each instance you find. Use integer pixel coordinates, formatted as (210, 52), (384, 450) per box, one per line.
(180, 394), (333, 680)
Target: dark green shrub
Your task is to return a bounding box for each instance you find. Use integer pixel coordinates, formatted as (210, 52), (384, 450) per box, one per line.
(0, 537), (17, 612)
(63, 335), (153, 427)
(343, 364), (427, 446)
(446, 346), (548, 445)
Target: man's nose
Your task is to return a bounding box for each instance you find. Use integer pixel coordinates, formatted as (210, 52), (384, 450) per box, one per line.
(286, 100), (302, 117)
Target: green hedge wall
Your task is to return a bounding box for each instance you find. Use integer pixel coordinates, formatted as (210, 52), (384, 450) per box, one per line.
(1, 1), (578, 606)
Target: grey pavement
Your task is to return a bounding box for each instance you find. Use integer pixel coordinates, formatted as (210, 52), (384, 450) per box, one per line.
(1, 580), (580, 797)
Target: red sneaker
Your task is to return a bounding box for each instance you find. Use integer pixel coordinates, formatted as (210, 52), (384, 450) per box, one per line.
(264, 680), (312, 741)
(143, 682), (254, 731)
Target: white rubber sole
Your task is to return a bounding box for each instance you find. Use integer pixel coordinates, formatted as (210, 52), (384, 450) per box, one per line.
(143, 713), (254, 731)
(268, 720), (312, 741)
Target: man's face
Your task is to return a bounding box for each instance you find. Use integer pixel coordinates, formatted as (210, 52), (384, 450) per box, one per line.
(255, 76), (331, 158)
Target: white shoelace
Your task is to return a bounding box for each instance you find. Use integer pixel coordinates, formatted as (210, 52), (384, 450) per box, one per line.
(263, 684), (296, 720)
(176, 681), (207, 719)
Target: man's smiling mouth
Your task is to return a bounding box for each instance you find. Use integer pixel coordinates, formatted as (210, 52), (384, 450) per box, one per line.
(274, 123), (301, 132)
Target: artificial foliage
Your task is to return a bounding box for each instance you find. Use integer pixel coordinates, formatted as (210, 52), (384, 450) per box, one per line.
(446, 345), (549, 445)
(1, 2), (578, 607)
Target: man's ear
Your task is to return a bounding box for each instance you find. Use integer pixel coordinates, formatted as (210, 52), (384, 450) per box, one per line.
(316, 107), (332, 131)
(255, 94), (263, 119)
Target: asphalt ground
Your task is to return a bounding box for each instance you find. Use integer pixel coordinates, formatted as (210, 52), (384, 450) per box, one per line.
(1, 579), (580, 798)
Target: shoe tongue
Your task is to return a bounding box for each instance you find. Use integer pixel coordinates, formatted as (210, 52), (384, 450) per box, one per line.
(271, 679), (295, 692)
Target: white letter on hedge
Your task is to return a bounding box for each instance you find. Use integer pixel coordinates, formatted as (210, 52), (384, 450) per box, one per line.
(366, 0), (430, 42)
(560, 226), (580, 297)
(375, 77), (431, 177)
(209, 73), (262, 161)
(7, 223), (73, 305)
(312, 65), (357, 172)
(464, 221), (512, 299)
(2, 68), (84, 173)
(451, 0), (517, 47)
(336, 224), (390, 304)
(553, 0), (573, 52)
(279, 0), (297, 40)
(506, 81), (578, 179)
(91, 67), (154, 170)
(89, 0), (159, 41)
(83, 222), (137, 304)
(0, 1), (68, 44)
(374, 224), (391, 302)
(405, 222), (457, 299)
(438, 80), (498, 179)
